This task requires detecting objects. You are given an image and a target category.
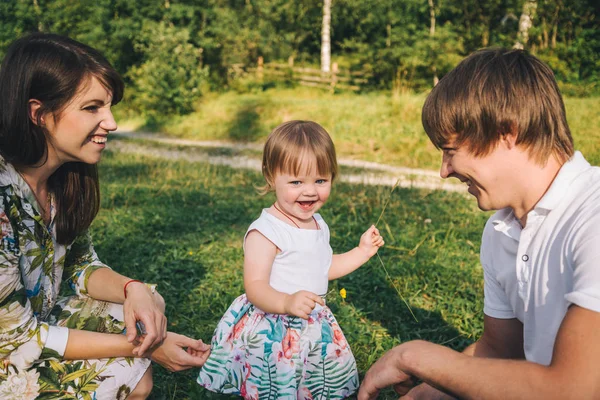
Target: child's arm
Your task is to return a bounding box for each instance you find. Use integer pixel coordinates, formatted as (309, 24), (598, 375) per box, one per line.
(329, 225), (384, 280)
(244, 230), (324, 319)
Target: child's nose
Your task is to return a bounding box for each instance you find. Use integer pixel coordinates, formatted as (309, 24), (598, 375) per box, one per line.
(303, 184), (317, 195)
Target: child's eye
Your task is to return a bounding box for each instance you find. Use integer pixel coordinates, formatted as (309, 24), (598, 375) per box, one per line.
(290, 181), (301, 185)
(316, 179), (328, 184)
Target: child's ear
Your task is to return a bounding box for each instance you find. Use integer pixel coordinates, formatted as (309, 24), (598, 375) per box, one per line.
(28, 99), (45, 126)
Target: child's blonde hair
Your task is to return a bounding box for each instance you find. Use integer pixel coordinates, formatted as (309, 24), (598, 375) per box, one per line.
(260, 120), (338, 194)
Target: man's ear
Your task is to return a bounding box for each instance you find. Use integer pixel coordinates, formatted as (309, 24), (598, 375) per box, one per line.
(500, 121), (518, 150)
(28, 99), (45, 126)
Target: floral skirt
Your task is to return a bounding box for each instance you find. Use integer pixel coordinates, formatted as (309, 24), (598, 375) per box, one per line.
(0, 294), (150, 400)
(197, 294), (359, 399)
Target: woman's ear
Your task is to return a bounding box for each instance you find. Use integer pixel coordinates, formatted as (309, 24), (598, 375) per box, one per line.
(28, 99), (44, 126)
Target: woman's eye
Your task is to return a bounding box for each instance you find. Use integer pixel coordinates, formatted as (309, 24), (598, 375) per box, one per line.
(84, 105), (99, 112)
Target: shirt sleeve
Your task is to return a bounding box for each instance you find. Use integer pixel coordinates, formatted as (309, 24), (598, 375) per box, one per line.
(565, 212), (600, 312)
(243, 216), (287, 253)
(481, 218), (516, 319)
(0, 208), (69, 370)
(64, 231), (111, 297)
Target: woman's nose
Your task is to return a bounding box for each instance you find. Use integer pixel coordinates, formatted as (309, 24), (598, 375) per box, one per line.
(100, 110), (118, 132)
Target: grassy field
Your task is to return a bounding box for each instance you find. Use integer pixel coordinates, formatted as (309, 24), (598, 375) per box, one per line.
(121, 88), (600, 170)
(92, 149), (489, 399)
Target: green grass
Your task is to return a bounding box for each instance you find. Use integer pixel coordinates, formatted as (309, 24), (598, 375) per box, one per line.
(120, 88), (600, 169)
(91, 150), (489, 399)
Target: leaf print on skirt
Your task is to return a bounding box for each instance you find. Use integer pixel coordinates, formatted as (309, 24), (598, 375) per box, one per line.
(198, 294), (359, 399)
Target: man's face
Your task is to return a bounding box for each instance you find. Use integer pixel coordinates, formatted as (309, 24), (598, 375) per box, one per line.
(440, 136), (517, 212)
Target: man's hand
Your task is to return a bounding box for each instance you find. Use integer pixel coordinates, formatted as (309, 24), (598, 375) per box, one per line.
(150, 332), (211, 372)
(400, 383), (456, 400)
(358, 346), (415, 400)
(283, 290), (324, 320)
(124, 282), (167, 356)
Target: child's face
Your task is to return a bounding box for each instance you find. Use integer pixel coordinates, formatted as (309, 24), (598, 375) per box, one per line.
(273, 155), (332, 224)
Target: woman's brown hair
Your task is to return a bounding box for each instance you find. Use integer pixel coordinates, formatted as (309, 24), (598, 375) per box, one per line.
(422, 48), (573, 164)
(0, 33), (124, 244)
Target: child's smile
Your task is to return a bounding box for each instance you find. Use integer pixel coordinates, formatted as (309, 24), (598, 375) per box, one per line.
(297, 200), (316, 210)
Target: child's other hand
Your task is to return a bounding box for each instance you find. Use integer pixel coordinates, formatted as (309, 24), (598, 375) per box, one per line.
(358, 225), (385, 258)
(284, 290), (325, 320)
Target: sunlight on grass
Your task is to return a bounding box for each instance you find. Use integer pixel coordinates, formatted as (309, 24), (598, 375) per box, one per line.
(121, 89), (600, 171)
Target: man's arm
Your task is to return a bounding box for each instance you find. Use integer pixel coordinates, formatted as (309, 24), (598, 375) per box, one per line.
(399, 315), (524, 399)
(359, 305), (600, 400)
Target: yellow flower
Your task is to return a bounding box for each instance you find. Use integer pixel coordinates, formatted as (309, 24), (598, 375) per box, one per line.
(188, 251), (193, 255)
(339, 288), (347, 299)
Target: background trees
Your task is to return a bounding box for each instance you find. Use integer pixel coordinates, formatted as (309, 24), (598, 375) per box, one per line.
(0, 0), (597, 118)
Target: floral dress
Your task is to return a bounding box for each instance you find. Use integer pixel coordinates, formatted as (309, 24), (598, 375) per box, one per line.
(0, 160), (150, 400)
(198, 210), (359, 399)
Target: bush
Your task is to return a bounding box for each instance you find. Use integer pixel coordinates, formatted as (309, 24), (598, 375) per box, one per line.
(126, 21), (208, 124)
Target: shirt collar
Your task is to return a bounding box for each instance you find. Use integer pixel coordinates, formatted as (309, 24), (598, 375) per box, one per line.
(491, 151), (590, 238)
(535, 151), (590, 211)
(0, 156), (51, 221)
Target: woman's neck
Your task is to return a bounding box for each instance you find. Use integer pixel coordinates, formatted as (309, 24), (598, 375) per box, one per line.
(18, 164), (56, 194)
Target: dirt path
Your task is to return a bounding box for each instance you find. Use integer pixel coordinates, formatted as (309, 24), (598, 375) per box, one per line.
(110, 131), (464, 193)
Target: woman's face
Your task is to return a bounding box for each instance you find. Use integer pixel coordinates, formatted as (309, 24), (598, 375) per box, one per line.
(43, 76), (117, 166)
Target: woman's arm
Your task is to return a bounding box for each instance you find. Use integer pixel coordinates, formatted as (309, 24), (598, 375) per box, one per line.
(64, 330), (211, 372)
(329, 225), (384, 280)
(64, 232), (166, 356)
(243, 230), (323, 319)
(0, 208), (63, 369)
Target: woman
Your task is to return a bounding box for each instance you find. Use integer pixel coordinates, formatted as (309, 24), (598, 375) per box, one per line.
(0, 33), (209, 399)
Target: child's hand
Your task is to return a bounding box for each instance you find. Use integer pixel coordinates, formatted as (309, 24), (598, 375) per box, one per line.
(358, 225), (385, 258)
(284, 290), (325, 320)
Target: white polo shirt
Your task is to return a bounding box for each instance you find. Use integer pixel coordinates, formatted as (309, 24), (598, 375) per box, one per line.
(481, 151), (600, 366)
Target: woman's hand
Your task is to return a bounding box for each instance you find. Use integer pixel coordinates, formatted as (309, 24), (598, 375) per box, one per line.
(283, 290), (324, 320)
(150, 332), (211, 372)
(124, 282), (167, 356)
(358, 225), (385, 258)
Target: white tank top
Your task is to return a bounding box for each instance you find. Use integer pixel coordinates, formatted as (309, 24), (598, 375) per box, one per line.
(244, 209), (333, 296)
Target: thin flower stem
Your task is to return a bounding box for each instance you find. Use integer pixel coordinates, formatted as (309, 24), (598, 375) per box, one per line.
(375, 178), (401, 227)
(374, 178), (418, 322)
(376, 252), (418, 322)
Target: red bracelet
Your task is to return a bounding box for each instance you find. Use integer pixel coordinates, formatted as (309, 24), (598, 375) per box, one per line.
(124, 279), (143, 299)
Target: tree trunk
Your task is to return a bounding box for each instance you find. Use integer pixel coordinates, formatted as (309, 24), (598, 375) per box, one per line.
(32, 0), (43, 31)
(321, 0), (331, 74)
(514, 0), (537, 49)
(428, 0), (438, 86)
(551, 1), (562, 49)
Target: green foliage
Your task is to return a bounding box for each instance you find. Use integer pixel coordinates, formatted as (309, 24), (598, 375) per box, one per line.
(126, 21), (208, 124)
(0, 0), (598, 118)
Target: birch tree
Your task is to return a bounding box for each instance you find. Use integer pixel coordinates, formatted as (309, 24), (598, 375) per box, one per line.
(321, 0), (331, 73)
(429, 0), (439, 86)
(514, 0), (537, 49)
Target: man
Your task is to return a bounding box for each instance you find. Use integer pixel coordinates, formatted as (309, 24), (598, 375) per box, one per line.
(358, 48), (600, 399)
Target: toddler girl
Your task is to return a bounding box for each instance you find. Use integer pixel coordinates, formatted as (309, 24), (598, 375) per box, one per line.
(198, 120), (384, 399)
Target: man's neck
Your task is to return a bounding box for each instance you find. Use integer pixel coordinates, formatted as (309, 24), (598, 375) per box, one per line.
(512, 155), (564, 227)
